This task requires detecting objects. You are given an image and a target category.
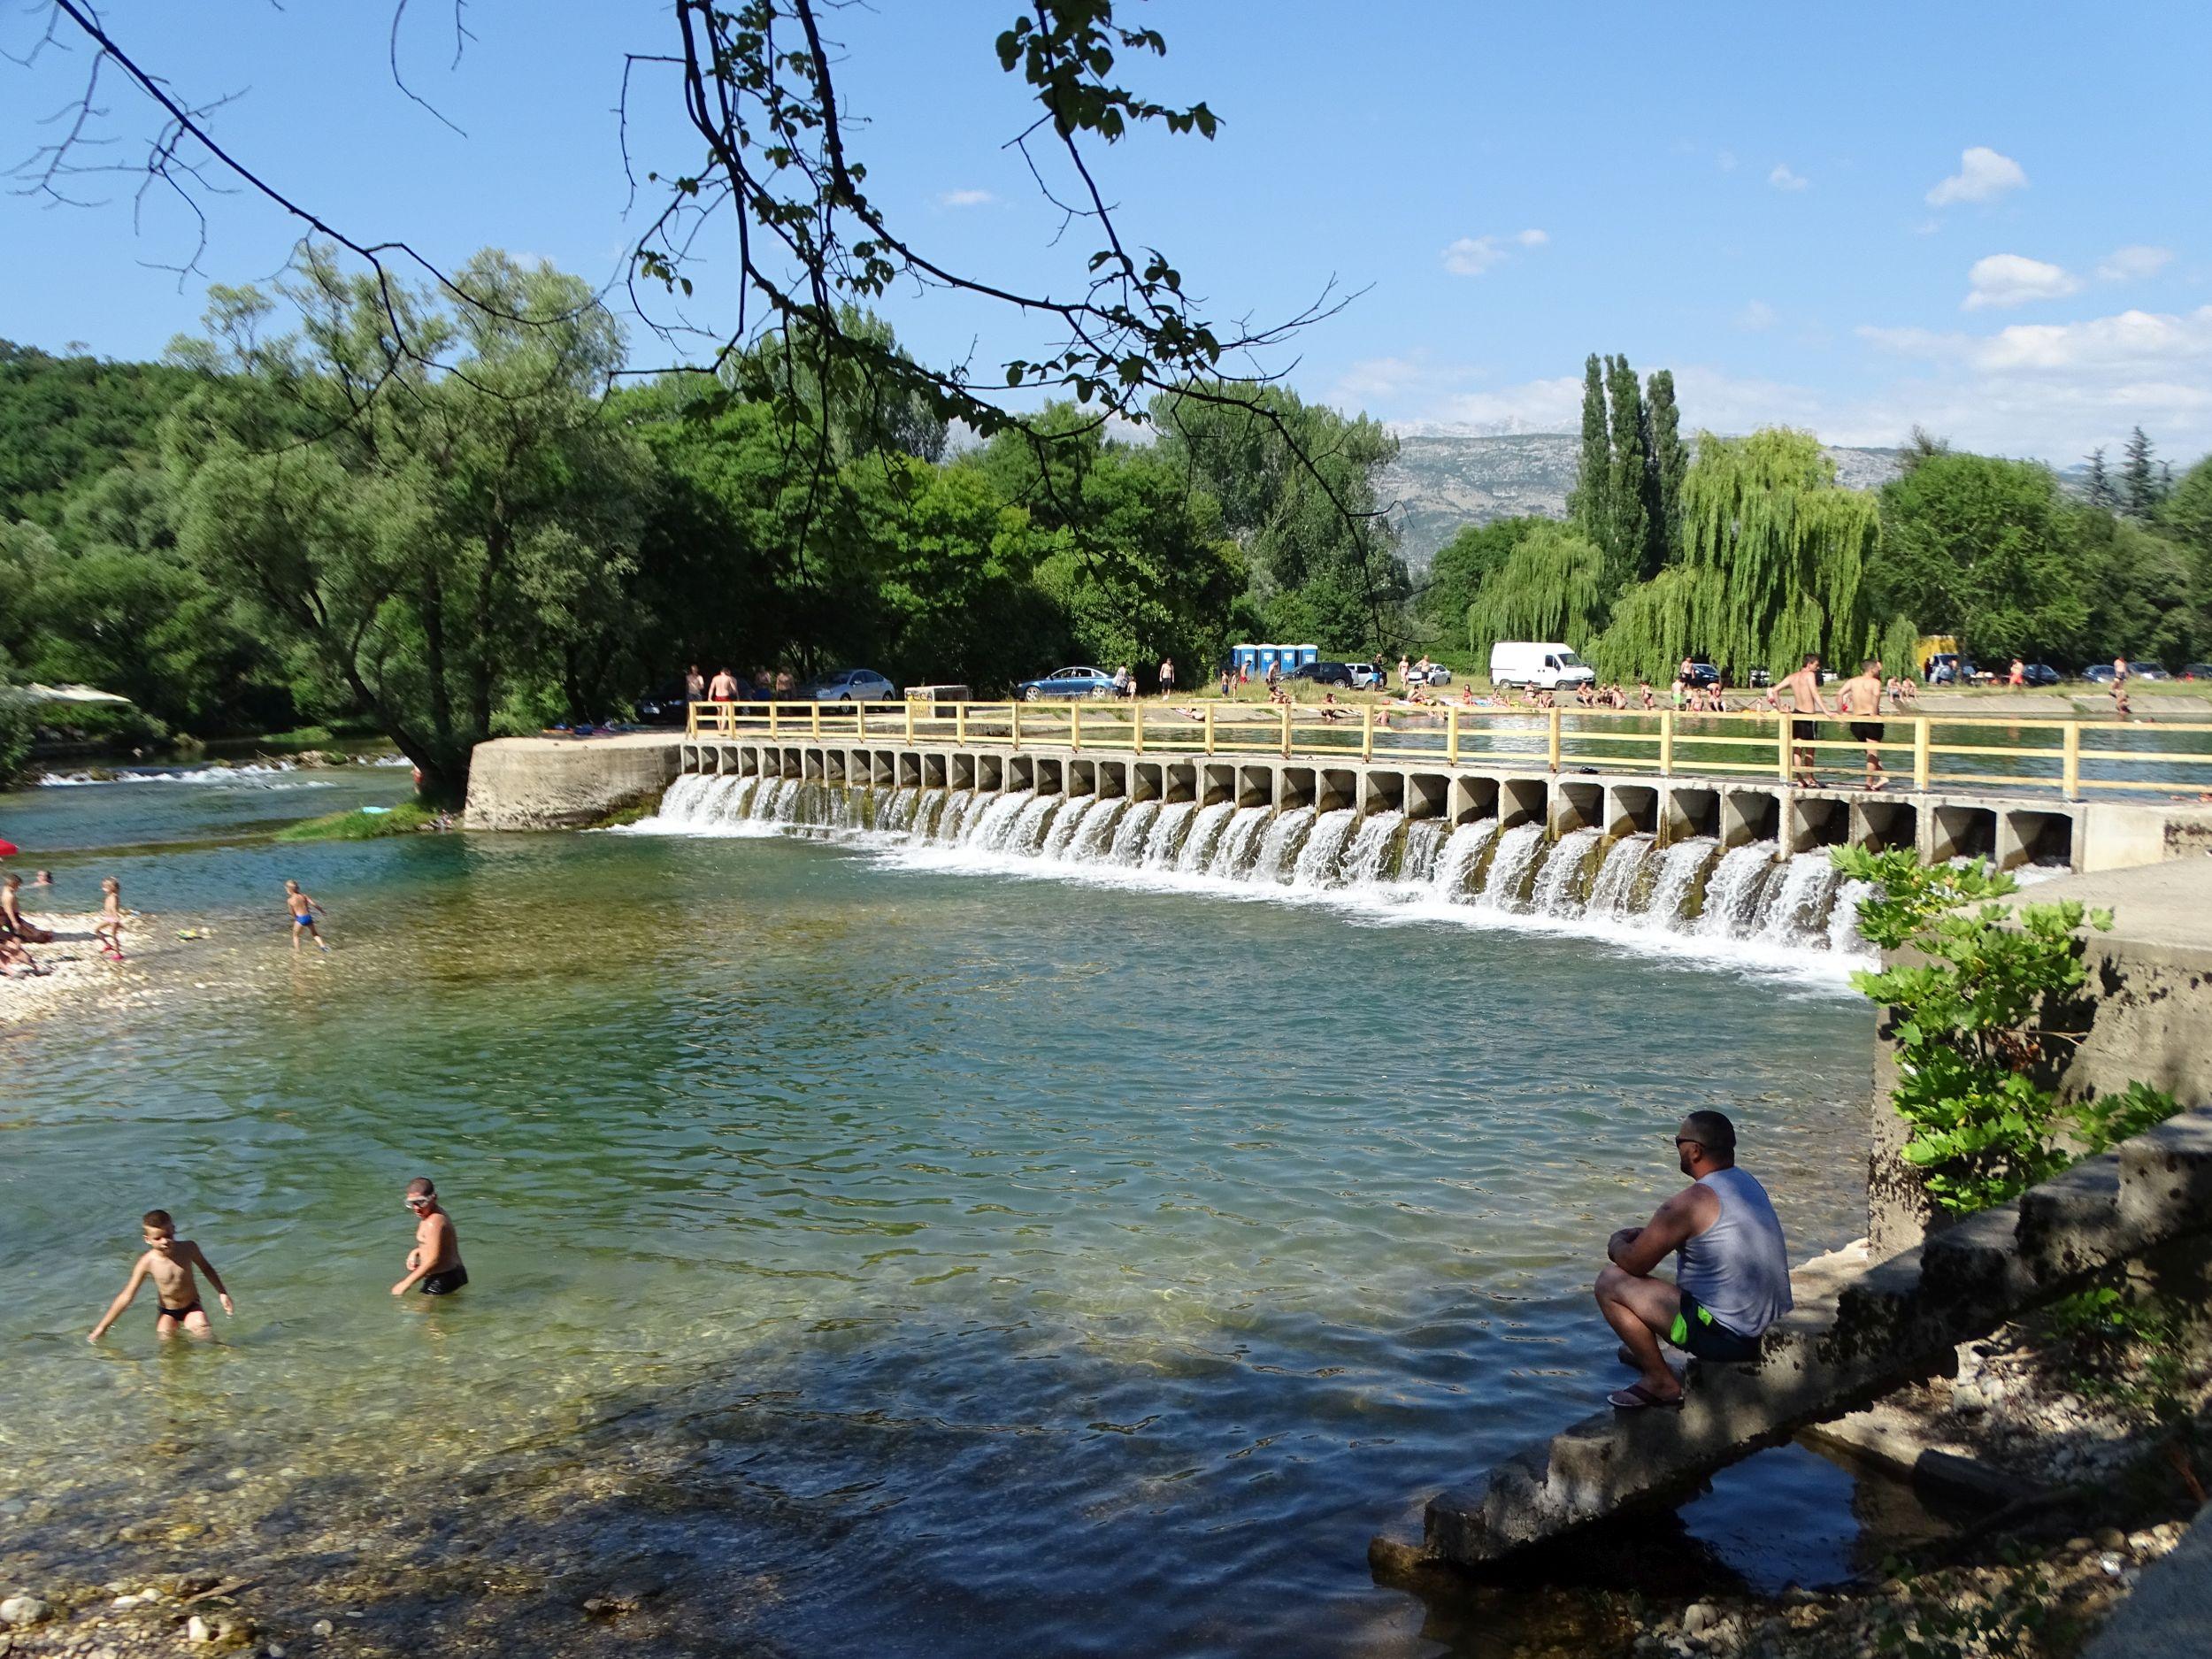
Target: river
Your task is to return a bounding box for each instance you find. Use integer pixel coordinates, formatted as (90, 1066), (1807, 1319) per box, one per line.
(1, 766), (1890, 1656)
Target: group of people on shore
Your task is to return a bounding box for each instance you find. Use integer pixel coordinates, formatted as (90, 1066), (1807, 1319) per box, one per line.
(87, 1178), (466, 1344)
(1, 874), (328, 978)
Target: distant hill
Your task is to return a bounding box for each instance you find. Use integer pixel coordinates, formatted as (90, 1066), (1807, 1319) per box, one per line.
(1379, 429), (1907, 568)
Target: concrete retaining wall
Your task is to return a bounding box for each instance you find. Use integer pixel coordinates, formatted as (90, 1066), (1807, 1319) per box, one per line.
(463, 734), (681, 830)
(1869, 858), (2212, 1255)
(674, 738), (2205, 875)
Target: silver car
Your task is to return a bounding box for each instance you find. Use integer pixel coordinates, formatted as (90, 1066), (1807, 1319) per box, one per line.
(800, 667), (897, 702)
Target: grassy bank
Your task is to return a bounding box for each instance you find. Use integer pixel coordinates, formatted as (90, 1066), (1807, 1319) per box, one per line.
(274, 800), (442, 841)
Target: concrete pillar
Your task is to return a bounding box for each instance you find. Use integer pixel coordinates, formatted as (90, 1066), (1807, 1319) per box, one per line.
(1719, 787), (1780, 849)
(1450, 775), (1500, 826)
(1347, 768), (1389, 815)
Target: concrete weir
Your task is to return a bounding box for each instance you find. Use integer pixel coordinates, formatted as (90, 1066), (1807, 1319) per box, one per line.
(1391, 1105), (2212, 1571)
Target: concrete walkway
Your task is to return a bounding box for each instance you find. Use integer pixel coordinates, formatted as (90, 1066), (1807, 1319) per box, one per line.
(1399, 1108), (2212, 1567)
(2080, 1500), (2212, 1659)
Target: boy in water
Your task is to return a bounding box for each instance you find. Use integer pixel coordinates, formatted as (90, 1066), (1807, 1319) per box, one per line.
(392, 1178), (468, 1296)
(88, 1210), (234, 1342)
(94, 876), (125, 960)
(284, 879), (329, 952)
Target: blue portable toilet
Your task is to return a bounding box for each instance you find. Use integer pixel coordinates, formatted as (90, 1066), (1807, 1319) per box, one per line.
(1289, 643), (1319, 672)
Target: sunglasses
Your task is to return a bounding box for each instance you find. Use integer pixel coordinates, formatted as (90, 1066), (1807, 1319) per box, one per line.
(1673, 1137), (1703, 1149)
(403, 1196), (434, 1208)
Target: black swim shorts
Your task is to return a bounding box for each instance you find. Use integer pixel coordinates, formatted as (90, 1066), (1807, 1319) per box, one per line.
(1792, 718), (1820, 742)
(1666, 1291), (1762, 1363)
(419, 1266), (469, 1296)
(1849, 721), (1886, 743)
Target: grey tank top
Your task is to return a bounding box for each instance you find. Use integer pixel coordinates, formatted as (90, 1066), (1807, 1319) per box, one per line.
(1676, 1166), (1793, 1338)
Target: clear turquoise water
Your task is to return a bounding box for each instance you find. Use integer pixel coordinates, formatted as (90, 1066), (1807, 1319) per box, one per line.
(0, 776), (1879, 1655)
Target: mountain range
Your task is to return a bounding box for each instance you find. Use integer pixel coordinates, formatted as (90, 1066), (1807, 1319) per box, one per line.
(1378, 431), (1909, 568)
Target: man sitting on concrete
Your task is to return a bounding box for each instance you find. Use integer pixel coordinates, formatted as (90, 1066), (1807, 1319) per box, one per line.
(1594, 1110), (1792, 1409)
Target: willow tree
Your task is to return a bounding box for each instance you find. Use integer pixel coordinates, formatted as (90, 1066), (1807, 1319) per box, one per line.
(1613, 427), (1882, 681)
(1465, 522), (1607, 660)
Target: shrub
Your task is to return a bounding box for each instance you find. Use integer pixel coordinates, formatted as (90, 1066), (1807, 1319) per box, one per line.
(1837, 847), (2179, 1216)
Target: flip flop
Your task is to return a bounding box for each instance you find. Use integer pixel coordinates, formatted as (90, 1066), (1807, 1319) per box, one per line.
(1608, 1382), (1683, 1410)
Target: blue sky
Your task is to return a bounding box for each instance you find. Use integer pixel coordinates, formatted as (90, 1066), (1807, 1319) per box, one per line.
(4, 2), (2208, 463)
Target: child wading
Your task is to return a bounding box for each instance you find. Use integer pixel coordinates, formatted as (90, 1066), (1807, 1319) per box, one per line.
(94, 876), (126, 960)
(392, 1178), (468, 1297)
(285, 879), (329, 952)
(88, 1210), (234, 1342)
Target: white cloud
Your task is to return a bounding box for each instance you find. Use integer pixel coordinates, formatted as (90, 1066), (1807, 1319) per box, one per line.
(1926, 146), (2027, 208)
(935, 188), (995, 208)
(2096, 244), (2174, 282)
(1736, 300), (1778, 333)
(1769, 164), (1809, 191)
(1406, 375), (1587, 434)
(1716, 148), (1738, 173)
(1963, 253), (2082, 311)
(1441, 231), (1548, 276)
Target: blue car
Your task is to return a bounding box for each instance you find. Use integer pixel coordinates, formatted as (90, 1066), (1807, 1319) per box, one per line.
(1017, 665), (1119, 702)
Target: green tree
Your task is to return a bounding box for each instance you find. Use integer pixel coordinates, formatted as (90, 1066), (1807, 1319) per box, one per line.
(2160, 455), (2212, 646)
(2075, 510), (2198, 667)
(1567, 353), (1609, 546)
(1149, 383), (1406, 649)
(1465, 522), (1607, 663)
(2084, 446), (2116, 511)
(1418, 517), (1541, 650)
(1602, 354), (1648, 591)
(1873, 452), (2090, 663)
(1667, 427), (1881, 680)
(1643, 369), (1686, 572)
(2123, 426), (2158, 518)
(167, 249), (657, 801)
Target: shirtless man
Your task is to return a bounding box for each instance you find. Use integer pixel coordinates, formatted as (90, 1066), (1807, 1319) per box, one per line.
(707, 667), (740, 702)
(1836, 657), (1888, 789)
(1, 873), (53, 943)
(392, 1177), (468, 1297)
(1779, 652), (1832, 786)
(88, 1210), (234, 1342)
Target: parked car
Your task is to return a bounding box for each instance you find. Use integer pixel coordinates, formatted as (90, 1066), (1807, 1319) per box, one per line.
(1924, 653), (1978, 685)
(1680, 662), (1722, 689)
(2018, 663), (2062, 687)
(1291, 660), (1356, 687)
(2081, 664), (2116, 685)
(1348, 662), (1387, 689)
(1488, 641), (1596, 690)
(1016, 665), (1119, 701)
(2133, 664), (2171, 682)
(635, 680), (693, 726)
(1746, 666), (1772, 688)
(2183, 664), (2212, 681)
(1409, 664), (1454, 687)
(798, 667), (897, 703)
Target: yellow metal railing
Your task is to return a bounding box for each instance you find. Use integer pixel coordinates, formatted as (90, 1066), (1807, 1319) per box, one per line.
(682, 700), (2212, 802)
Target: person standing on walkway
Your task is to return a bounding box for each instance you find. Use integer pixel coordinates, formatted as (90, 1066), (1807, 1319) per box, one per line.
(1778, 653), (1832, 787)
(685, 664), (706, 704)
(708, 667), (739, 702)
(1594, 1110), (1792, 1409)
(1837, 658), (1887, 790)
(1158, 657), (1175, 697)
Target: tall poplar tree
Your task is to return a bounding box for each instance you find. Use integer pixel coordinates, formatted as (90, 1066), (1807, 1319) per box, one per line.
(1568, 354), (1609, 545)
(1602, 354), (1647, 594)
(1643, 369), (1687, 573)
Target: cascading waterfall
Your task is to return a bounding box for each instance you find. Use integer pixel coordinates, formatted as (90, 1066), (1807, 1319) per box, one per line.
(1478, 823), (1550, 911)
(1530, 826), (1603, 916)
(1586, 834), (1657, 920)
(1251, 806), (1317, 885)
(635, 776), (1874, 953)
(1291, 810), (1360, 889)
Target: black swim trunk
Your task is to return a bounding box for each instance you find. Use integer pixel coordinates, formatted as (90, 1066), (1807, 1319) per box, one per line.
(1849, 721), (1886, 743)
(156, 1299), (204, 1325)
(1666, 1291), (1762, 1363)
(419, 1266), (469, 1296)
(1792, 718), (1820, 742)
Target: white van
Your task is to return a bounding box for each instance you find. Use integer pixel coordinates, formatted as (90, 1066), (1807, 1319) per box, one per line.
(1489, 641), (1597, 690)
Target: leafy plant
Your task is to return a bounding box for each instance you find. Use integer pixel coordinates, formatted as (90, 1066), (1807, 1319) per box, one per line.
(1837, 847), (2180, 1215)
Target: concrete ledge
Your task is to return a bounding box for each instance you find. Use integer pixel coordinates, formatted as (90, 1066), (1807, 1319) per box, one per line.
(463, 734), (682, 830)
(2079, 1499), (2212, 1659)
(1410, 1108), (2212, 1567)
